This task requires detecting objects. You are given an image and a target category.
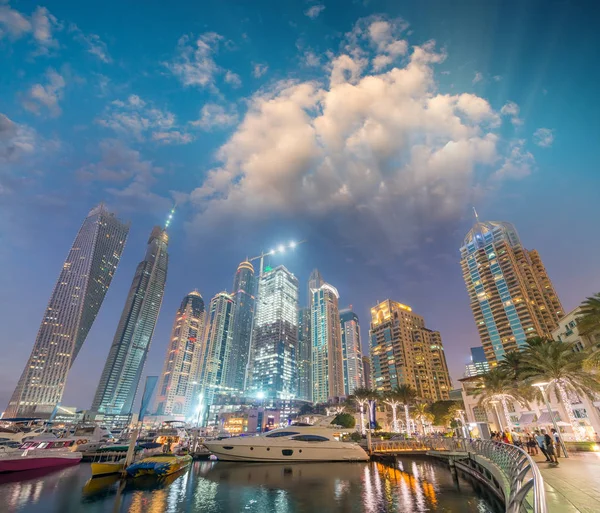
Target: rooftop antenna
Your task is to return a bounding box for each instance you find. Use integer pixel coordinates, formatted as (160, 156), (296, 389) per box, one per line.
(164, 204), (176, 230)
(473, 206), (480, 223)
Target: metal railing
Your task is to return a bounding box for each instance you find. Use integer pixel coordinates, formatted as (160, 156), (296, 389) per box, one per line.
(370, 438), (546, 513)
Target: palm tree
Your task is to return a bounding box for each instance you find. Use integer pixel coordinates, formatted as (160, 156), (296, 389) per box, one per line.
(520, 338), (600, 440)
(497, 350), (523, 380)
(393, 384), (418, 434)
(383, 390), (403, 432)
(576, 292), (600, 336)
(350, 387), (378, 435)
(411, 403), (434, 435)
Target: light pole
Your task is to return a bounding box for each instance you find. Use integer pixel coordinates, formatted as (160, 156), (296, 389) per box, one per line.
(489, 400), (503, 432)
(533, 382), (569, 458)
(457, 409), (468, 438)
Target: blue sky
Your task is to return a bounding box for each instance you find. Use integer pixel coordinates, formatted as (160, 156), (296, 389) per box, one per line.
(1, 0), (599, 411)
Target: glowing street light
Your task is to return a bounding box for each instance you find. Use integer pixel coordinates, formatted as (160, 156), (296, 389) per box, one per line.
(532, 381), (569, 458)
(278, 244), (285, 253)
(248, 240), (306, 276)
(289, 241), (297, 249)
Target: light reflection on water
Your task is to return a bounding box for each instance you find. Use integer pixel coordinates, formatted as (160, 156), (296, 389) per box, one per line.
(0, 458), (502, 513)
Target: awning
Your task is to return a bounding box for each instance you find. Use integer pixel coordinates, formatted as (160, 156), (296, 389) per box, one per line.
(537, 411), (560, 424)
(516, 413), (536, 425)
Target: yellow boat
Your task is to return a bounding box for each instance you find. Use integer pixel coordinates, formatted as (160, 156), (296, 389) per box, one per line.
(91, 460), (125, 477)
(125, 453), (192, 478)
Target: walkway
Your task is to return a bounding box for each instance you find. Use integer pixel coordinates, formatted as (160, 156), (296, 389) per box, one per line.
(534, 452), (600, 513)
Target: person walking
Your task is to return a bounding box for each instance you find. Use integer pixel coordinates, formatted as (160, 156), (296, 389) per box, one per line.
(534, 430), (551, 462)
(542, 429), (559, 464)
(551, 428), (561, 458)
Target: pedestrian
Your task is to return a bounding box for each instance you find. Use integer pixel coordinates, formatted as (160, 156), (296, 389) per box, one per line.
(551, 428), (561, 458)
(527, 434), (539, 456)
(542, 429), (559, 464)
(503, 428), (513, 444)
(534, 430), (551, 462)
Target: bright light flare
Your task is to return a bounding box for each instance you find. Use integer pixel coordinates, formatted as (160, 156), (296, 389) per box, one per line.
(289, 241), (296, 249)
(277, 244), (285, 253)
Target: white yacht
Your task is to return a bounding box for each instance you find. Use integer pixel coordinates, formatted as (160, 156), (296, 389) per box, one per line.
(203, 426), (369, 462)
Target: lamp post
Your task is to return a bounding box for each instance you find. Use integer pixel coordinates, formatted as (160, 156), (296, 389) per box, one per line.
(489, 400), (503, 432)
(533, 382), (569, 458)
(248, 240), (306, 277)
(457, 409), (468, 438)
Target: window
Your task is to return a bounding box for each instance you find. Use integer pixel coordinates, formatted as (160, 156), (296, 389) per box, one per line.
(291, 435), (330, 442)
(265, 431), (300, 438)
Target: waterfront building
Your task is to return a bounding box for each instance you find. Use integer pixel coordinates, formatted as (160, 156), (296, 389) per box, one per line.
(464, 346), (490, 377)
(553, 307), (600, 352)
(247, 265), (299, 400)
(460, 218), (563, 364)
(369, 300), (451, 401)
(362, 356), (372, 389)
(297, 307), (312, 402)
(307, 269), (324, 308)
(227, 261), (256, 392)
(311, 283), (344, 403)
(91, 225), (169, 416)
(198, 292), (236, 416)
(154, 291), (208, 418)
(339, 308), (364, 396)
(5, 204), (129, 419)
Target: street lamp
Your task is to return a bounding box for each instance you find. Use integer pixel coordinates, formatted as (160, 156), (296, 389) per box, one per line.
(248, 240), (306, 276)
(532, 381), (569, 458)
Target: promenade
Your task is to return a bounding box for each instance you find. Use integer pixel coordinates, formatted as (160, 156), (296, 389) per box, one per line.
(535, 452), (600, 513)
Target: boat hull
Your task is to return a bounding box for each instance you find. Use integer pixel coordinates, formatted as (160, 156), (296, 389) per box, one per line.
(126, 454), (192, 478)
(0, 453), (82, 473)
(90, 461), (124, 477)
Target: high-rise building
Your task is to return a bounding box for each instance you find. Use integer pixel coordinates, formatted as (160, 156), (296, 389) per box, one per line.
(92, 226), (168, 416)
(362, 356), (372, 389)
(340, 308), (364, 396)
(227, 261), (256, 392)
(553, 307), (600, 352)
(297, 306), (312, 402)
(154, 291), (208, 418)
(5, 204), (129, 419)
(247, 265), (299, 400)
(370, 300), (451, 401)
(460, 219), (563, 363)
(464, 346), (490, 377)
(311, 283), (344, 403)
(307, 269), (324, 308)
(198, 292), (235, 416)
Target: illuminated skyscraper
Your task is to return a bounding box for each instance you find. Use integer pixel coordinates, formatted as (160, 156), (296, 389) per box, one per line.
(460, 219), (563, 363)
(311, 283), (344, 403)
(362, 356), (372, 389)
(92, 226), (168, 416)
(370, 300), (451, 401)
(339, 308), (364, 396)
(248, 265), (299, 400)
(5, 204), (129, 418)
(297, 307), (312, 402)
(198, 292), (235, 413)
(154, 291), (207, 418)
(307, 269), (324, 309)
(227, 261), (256, 392)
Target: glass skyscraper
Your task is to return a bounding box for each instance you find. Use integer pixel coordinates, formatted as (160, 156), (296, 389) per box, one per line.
(5, 204), (129, 419)
(154, 290), (207, 418)
(311, 283), (344, 403)
(297, 306), (312, 402)
(92, 225), (168, 416)
(464, 346), (490, 377)
(460, 220), (563, 363)
(339, 308), (364, 396)
(227, 261), (256, 392)
(247, 265), (299, 400)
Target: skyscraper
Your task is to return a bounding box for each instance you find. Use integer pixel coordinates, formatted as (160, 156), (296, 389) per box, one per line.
(154, 291), (208, 418)
(248, 265), (299, 400)
(370, 300), (451, 401)
(362, 356), (372, 389)
(460, 219), (563, 363)
(92, 226), (169, 416)
(198, 292), (235, 415)
(227, 261), (256, 392)
(311, 283), (344, 403)
(464, 346), (490, 377)
(297, 306), (312, 402)
(307, 269), (324, 309)
(340, 308), (364, 396)
(5, 204), (129, 419)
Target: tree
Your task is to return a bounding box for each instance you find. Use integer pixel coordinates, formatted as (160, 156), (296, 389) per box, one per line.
(576, 292), (600, 336)
(395, 384), (418, 433)
(298, 403), (314, 416)
(383, 390), (403, 433)
(429, 400), (462, 426)
(332, 413), (356, 429)
(497, 350), (523, 380)
(411, 403), (434, 435)
(349, 387), (378, 435)
(520, 338), (600, 440)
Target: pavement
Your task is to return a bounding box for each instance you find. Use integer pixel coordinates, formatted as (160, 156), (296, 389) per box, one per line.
(533, 451), (600, 513)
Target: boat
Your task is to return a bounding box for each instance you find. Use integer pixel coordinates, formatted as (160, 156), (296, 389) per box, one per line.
(0, 438), (82, 473)
(89, 442), (163, 476)
(0, 418), (52, 443)
(125, 453), (192, 477)
(202, 426), (369, 462)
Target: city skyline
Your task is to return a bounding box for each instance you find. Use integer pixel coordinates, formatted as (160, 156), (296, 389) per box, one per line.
(2, 0), (599, 412)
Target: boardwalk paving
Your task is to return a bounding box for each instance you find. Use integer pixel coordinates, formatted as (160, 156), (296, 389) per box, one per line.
(534, 452), (600, 513)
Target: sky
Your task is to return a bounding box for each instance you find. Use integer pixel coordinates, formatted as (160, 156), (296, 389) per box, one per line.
(1, 0), (600, 412)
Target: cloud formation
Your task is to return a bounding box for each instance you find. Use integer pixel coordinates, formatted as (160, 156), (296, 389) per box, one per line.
(0, 4), (60, 54)
(305, 5), (325, 19)
(533, 128), (554, 148)
(22, 68), (65, 117)
(190, 104), (238, 130)
(253, 63), (268, 78)
(189, 16), (532, 254)
(70, 23), (112, 63)
(500, 101), (523, 126)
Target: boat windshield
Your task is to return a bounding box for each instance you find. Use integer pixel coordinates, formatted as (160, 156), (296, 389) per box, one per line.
(264, 431), (301, 438)
(291, 435), (331, 442)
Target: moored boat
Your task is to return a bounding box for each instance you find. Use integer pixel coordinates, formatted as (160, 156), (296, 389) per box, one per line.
(89, 442), (163, 476)
(0, 439), (82, 473)
(125, 453), (192, 477)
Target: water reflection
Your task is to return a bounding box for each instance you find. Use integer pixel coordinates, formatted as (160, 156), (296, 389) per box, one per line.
(0, 459), (501, 513)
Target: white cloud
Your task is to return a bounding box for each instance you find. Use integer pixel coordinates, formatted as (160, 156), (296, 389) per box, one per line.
(253, 63), (268, 78)
(305, 5), (325, 19)
(495, 140), (534, 179)
(190, 104), (238, 130)
(0, 4), (60, 55)
(493, 75), (502, 82)
(97, 94), (191, 144)
(0, 4), (31, 39)
(0, 113), (36, 163)
(70, 24), (111, 63)
(302, 50), (321, 67)
(224, 70), (242, 87)
(533, 128), (554, 148)
(500, 101), (523, 126)
(22, 68), (65, 117)
(189, 18), (528, 253)
(472, 72), (483, 84)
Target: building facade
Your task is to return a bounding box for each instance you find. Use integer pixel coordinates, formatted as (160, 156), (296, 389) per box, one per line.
(297, 306), (312, 402)
(154, 291), (208, 418)
(311, 283), (344, 403)
(5, 204), (129, 419)
(369, 300), (451, 402)
(247, 265), (299, 400)
(339, 308), (364, 396)
(227, 261), (256, 392)
(362, 356), (372, 389)
(460, 220), (563, 364)
(553, 307), (600, 352)
(464, 346), (490, 377)
(91, 226), (168, 416)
